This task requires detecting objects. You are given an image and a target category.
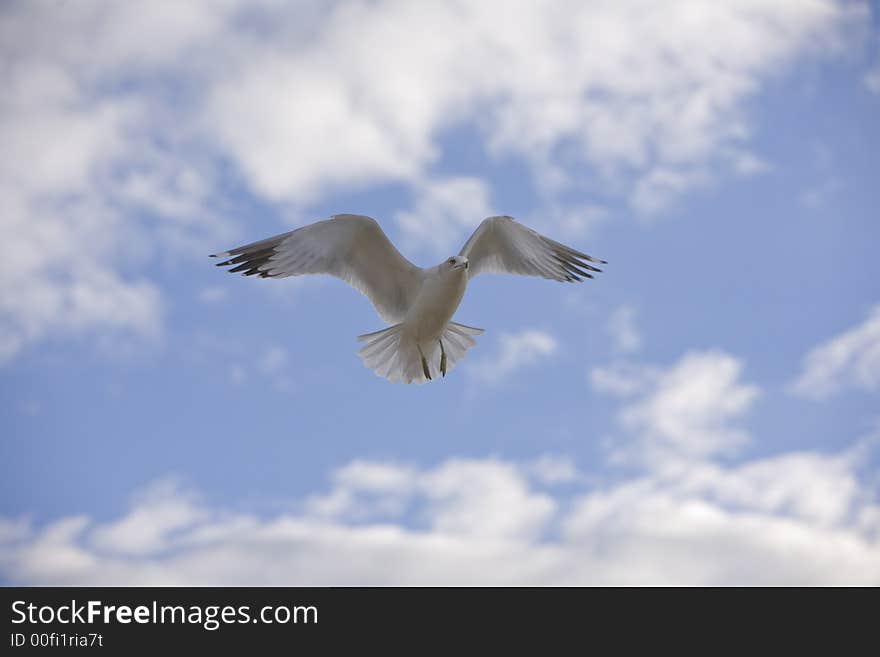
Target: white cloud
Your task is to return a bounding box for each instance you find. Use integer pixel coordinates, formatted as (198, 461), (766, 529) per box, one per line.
(528, 454), (579, 485)
(0, 2), (236, 362)
(204, 0), (860, 214)
(395, 176), (494, 257)
(799, 177), (844, 210)
(468, 329), (558, 386)
(332, 461), (417, 495)
(590, 361), (660, 397)
(865, 37), (880, 94)
(258, 346), (288, 375)
(306, 460), (417, 520)
(791, 305), (880, 399)
(607, 304), (642, 354)
(308, 457), (557, 540)
(595, 350), (760, 466)
(198, 286), (228, 305)
(547, 203), (609, 242)
(421, 459), (556, 541)
(2, 445), (877, 585)
(730, 151), (773, 176)
(631, 167), (711, 215)
(91, 480), (204, 556)
(670, 450), (868, 528)
(224, 345), (294, 391)
(867, 66), (880, 94)
(228, 365), (247, 386)
(560, 452), (880, 585)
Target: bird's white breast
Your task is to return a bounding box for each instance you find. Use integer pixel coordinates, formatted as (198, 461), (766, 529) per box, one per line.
(404, 269), (468, 343)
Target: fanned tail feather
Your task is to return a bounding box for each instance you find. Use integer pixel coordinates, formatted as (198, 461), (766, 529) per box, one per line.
(439, 322), (483, 372)
(357, 321), (484, 384)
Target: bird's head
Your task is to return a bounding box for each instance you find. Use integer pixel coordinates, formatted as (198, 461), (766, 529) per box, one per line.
(443, 255), (469, 272)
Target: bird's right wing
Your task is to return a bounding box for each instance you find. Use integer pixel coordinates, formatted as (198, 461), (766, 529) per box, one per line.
(459, 215), (605, 282)
(211, 214), (423, 324)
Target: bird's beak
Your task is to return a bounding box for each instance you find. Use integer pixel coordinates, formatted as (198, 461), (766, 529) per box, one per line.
(454, 261), (469, 271)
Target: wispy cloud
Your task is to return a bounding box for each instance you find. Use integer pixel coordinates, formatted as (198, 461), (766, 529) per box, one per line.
(214, 343), (294, 391)
(395, 176), (493, 257)
(594, 350), (760, 466)
(527, 454), (580, 485)
(800, 177), (844, 210)
(866, 66), (880, 94)
(468, 330), (558, 386)
(198, 286), (228, 305)
(590, 361), (660, 397)
(258, 346), (288, 375)
(90, 479), (204, 556)
(306, 460), (418, 520)
(631, 167), (712, 216)
(864, 36), (880, 94)
(791, 304), (880, 400)
(607, 304), (642, 354)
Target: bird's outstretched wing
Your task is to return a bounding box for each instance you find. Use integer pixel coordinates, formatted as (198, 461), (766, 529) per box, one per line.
(211, 214), (423, 324)
(459, 215), (605, 282)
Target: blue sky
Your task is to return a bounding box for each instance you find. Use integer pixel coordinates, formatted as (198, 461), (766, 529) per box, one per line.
(1, 0), (879, 584)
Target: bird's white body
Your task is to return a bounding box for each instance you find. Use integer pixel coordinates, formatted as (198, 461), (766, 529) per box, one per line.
(404, 258), (468, 347)
(212, 214), (604, 384)
(355, 255), (476, 383)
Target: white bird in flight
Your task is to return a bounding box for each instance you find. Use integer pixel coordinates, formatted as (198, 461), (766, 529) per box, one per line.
(211, 215), (605, 384)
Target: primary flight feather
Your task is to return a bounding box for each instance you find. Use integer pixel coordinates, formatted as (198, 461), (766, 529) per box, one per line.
(211, 214), (605, 384)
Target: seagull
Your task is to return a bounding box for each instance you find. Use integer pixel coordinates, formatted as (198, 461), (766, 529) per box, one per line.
(211, 214), (605, 384)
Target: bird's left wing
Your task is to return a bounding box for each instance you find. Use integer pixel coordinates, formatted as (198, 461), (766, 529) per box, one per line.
(459, 215), (605, 282)
(212, 214), (423, 324)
